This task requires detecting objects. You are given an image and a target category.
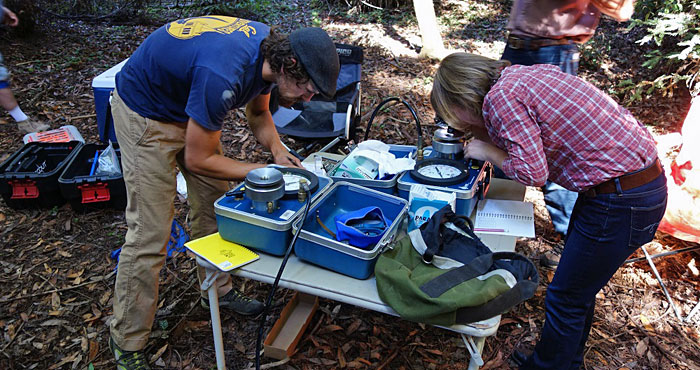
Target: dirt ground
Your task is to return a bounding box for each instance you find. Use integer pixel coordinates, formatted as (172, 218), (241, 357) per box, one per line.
(1, 1), (699, 369)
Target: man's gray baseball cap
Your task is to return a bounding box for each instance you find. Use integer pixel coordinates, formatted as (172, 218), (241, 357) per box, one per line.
(289, 27), (340, 98)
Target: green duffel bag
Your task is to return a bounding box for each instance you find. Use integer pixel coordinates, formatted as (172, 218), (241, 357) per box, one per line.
(375, 205), (539, 326)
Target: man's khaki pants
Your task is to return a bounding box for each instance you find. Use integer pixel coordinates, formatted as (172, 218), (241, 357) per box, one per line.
(109, 89), (232, 351)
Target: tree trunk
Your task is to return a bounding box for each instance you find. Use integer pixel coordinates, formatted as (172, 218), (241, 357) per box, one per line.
(412, 0), (446, 59)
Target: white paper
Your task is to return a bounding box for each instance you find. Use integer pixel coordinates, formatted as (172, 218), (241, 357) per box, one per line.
(474, 199), (535, 237)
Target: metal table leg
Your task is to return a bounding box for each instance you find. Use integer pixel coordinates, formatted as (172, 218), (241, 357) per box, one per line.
(462, 334), (485, 369)
(196, 257), (226, 370)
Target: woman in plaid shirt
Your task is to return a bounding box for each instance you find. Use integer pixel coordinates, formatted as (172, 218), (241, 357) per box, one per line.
(431, 52), (668, 369)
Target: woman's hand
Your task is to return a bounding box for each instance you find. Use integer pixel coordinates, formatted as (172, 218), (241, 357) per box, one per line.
(464, 139), (507, 168)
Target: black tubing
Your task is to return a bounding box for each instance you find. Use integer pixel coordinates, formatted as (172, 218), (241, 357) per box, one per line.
(363, 97), (422, 155)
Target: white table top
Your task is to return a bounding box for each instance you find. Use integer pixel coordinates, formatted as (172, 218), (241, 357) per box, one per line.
(230, 178), (526, 337)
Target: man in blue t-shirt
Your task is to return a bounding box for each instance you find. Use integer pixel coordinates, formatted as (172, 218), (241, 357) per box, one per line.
(108, 16), (339, 369)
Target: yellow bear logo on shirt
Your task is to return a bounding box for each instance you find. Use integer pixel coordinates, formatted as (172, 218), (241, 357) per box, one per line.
(166, 16), (257, 39)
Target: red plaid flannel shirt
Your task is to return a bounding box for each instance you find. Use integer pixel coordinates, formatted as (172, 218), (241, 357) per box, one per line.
(483, 65), (658, 192)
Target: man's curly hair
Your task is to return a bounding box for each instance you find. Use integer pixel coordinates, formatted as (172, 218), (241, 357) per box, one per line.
(260, 27), (310, 83)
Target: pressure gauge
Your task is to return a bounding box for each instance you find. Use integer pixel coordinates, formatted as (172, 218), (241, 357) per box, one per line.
(278, 167), (319, 198)
(410, 158), (469, 186)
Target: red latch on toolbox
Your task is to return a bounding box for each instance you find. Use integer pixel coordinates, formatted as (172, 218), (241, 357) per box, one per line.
(79, 183), (110, 203)
(10, 180), (39, 199)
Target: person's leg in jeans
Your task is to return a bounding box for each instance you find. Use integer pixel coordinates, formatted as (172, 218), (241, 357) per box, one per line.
(521, 174), (667, 369)
(502, 42), (580, 238)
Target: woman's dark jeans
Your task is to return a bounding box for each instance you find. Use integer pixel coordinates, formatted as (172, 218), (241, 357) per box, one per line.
(522, 173), (668, 369)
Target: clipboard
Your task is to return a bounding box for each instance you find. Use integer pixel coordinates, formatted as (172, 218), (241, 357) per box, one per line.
(185, 232), (259, 272)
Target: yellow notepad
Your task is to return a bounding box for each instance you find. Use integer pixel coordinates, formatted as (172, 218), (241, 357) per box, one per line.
(185, 233), (259, 272)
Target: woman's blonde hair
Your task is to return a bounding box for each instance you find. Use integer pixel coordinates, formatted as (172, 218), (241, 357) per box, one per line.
(430, 52), (510, 128)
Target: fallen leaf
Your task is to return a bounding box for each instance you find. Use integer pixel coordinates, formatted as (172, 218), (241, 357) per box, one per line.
(149, 343), (168, 364)
(323, 324), (343, 332)
(51, 292), (61, 310)
(338, 347), (346, 368)
(99, 291), (111, 306)
(639, 314), (654, 332)
(635, 338), (648, 356)
(346, 319), (362, 336)
(64, 218), (71, 231)
(0, 213), (5, 222)
(41, 319), (69, 327)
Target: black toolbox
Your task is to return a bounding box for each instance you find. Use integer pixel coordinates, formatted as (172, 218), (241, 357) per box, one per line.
(0, 141), (83, 209)
(58, 143), (126, 212)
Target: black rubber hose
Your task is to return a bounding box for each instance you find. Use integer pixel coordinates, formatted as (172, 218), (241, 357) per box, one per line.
(363, 97), (422, 155)
(255, 183), (312, 370)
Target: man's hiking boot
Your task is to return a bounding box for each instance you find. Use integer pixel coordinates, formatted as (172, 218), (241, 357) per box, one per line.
(201, 288), (265, 316)
(17, 119), (49, 134)
(109, 336), (151, 370)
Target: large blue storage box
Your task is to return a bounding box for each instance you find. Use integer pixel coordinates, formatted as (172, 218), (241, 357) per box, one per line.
(0, 141), (83, 209)
(92, 59), (128, 143)
(397, 147), (491, 217)
(328, 144), (416, 194)
(214, 174), (332, 256)
(292, 182), (408, 279)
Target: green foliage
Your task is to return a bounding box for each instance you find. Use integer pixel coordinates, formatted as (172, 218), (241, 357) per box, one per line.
(624, 0), (700, 100)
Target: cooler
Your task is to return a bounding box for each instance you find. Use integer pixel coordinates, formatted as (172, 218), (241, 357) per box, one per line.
(92, 59), (128, 143)
(291, 182), (408, 279)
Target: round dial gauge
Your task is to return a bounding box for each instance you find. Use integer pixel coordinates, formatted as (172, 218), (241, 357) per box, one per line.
(278, 167), (319, 198)
(410, 158), (469, 186)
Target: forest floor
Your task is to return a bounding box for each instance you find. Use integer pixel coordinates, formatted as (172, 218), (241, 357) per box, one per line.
(0, 1), (698, 369)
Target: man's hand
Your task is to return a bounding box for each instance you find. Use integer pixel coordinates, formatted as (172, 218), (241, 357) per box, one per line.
(273, 148), (302, 167)
(2, 7), (19, 27)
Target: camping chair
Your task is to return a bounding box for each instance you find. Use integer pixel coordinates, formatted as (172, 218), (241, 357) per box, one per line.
(271, 43), (363, 155)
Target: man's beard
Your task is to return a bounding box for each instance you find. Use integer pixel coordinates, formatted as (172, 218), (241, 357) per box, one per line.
(277, 94), (298, 108)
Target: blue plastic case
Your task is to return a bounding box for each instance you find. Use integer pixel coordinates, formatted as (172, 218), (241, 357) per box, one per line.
(397, 147), (491, 217)
(214, 175), (332, 256)
(292, 182), (408, 279)
(329, 144), (416, 194)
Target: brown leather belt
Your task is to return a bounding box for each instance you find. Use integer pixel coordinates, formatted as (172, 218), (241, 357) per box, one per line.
(507, 35), (574, 50)
(583, 159), (663, 197)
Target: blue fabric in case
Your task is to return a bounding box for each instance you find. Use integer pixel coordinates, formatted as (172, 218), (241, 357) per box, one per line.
(334, 206), (389, 248)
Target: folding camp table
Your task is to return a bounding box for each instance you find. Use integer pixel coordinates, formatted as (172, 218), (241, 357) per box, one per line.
(196, 178), (526, 370)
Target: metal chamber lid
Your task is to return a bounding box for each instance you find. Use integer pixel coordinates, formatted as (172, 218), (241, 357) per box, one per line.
(244, 168), (285, 202)
(432, 127), (465, 155)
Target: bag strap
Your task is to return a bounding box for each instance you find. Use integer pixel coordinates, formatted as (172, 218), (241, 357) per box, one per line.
(420, 206), (453, 263)
(419, 251), (538, 323)
(454, 252), (539, 324)
(419, 252), (495, 297)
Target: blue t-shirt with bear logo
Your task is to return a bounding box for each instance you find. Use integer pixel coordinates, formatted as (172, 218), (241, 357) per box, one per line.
(116, 16), (272, 131)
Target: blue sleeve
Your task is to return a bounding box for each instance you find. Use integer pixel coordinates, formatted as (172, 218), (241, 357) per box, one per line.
(185, 66), (236, 131)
